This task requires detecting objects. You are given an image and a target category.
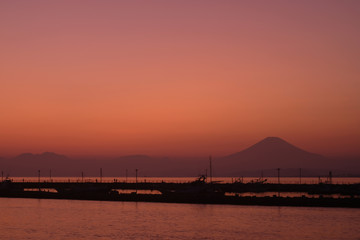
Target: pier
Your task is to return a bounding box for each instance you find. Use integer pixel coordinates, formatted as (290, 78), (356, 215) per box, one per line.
(1, 177), (359, 208)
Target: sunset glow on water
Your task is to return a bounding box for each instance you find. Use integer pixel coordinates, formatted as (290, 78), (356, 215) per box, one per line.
(1, 198), (359, 240)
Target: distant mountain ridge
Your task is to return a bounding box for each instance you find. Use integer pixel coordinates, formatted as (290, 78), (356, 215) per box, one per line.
(0, 137), (359, 177)
(215, 137), (323, 175)
(223, 137), (324, 167)
(227, 137), (321, 158)
(215, 137), (358, 176)
(14, 152), (68, 161)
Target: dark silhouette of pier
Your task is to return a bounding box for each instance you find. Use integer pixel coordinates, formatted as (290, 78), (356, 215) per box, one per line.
(1, 177), (359, 208)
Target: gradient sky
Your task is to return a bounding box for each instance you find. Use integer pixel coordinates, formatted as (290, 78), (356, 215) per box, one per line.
(1, 0), (359, 158)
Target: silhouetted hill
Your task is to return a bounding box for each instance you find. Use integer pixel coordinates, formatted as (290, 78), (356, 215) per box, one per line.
(215, 137), (358, 176)
(0, 152), (73, 176)
(1, 139), (359, 177)
(14, 152), (68, 162)
(228, 137), (322, 159)
(108, 155), (205, 177)
(0, 153), (205, 177)
(226, 137), (323, 167)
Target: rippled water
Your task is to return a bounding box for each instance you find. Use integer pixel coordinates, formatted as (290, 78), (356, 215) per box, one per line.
(1, 198), (359, 240)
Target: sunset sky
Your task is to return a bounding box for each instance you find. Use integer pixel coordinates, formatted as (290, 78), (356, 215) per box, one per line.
(1, 1), (359, 158)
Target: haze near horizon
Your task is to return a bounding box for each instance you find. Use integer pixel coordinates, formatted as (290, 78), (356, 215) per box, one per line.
(1, 1), (360, 158)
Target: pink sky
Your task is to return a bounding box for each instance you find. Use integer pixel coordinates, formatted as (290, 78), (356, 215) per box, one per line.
(1, 1), (359, 157)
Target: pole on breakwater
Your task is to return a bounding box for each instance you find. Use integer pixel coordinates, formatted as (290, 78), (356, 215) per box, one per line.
(135, 169), (138, 194)
(38, 170), (41, 191)
(209, 155), (212, 183)
(277, 168), (280, 197)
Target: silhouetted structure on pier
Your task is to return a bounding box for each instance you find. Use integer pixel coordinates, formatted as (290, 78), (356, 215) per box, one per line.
(1, 176), (359, 208)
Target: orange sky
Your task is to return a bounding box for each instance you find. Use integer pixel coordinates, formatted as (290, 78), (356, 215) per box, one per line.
(1, 1), (359, 157)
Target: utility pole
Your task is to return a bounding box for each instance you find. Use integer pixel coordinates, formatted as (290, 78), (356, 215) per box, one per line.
(209, 155), (212, 183)
(277, 168), (280, 197)
(38, 170), (41, 191)
(135, 169), (138, 194)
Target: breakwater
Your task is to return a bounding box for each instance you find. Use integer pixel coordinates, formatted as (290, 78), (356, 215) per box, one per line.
(1, 179), (359, 208)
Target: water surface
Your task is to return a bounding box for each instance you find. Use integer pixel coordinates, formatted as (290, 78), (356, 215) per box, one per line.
(1, 198), (359, 240)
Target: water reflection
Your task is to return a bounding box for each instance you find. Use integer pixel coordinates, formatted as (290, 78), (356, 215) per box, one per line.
(0, 198), (359, 240)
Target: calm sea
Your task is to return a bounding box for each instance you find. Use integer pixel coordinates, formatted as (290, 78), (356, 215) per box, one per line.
(0, 198), (359, 240)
